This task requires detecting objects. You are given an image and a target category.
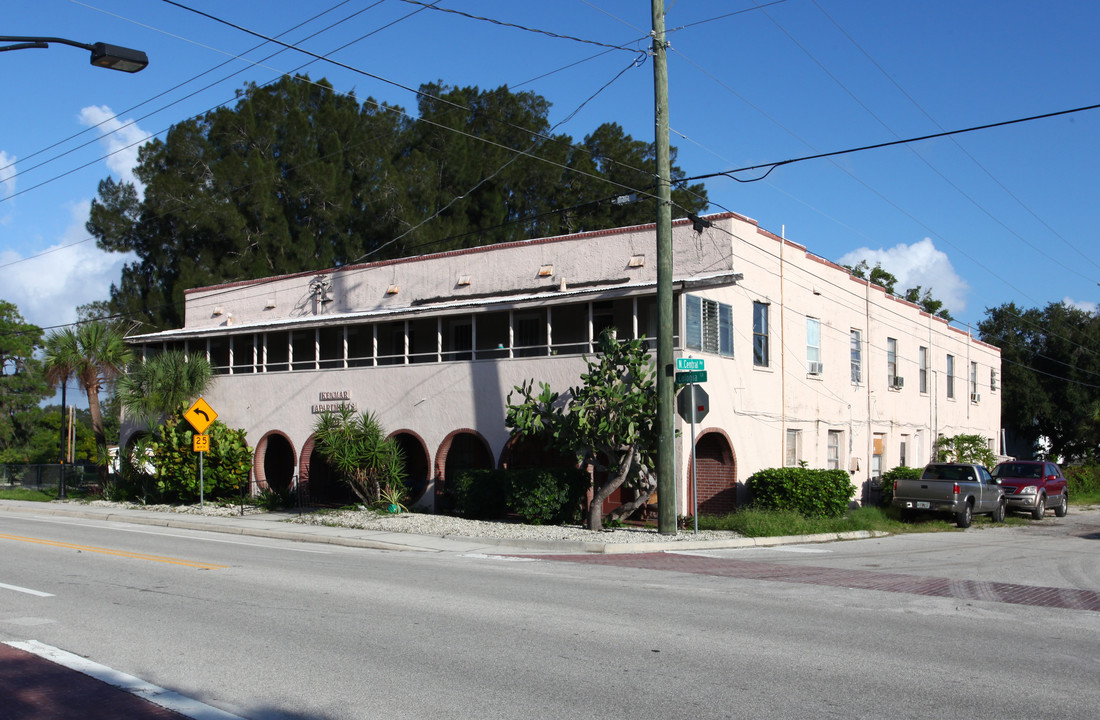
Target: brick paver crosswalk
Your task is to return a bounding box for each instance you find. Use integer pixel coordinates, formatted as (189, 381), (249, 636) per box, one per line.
(535, 552), (1100, 612)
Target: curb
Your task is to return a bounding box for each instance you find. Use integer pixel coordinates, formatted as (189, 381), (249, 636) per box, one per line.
(0, 500), (888, 554)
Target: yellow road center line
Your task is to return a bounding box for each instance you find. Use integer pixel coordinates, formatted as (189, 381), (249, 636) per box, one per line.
(0, 533), (228, 569)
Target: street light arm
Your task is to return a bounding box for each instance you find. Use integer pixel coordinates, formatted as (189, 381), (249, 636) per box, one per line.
(0, 36), (96, 51)
(0, 41), (49, 52)
(0, 35), (147, 72)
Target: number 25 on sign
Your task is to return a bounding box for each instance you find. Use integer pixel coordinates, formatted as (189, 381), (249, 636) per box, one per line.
(193, 434), (210, 453)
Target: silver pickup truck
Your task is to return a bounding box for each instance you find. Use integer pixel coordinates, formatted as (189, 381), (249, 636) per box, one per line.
(891, 462), (1006, 528)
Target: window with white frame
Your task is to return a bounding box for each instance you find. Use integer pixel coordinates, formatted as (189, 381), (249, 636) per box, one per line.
(785, 429), (801, 467)
(685, 294), (733, 357)
(991, 368), (998, 392)
(970, 361), (978, 399)
(753, 302), (769, 367)
(946, 354), (955, 399)
(850, 329), (862, 383)
(827, 430), (841, 470)
(806, 318), (822, 374)
(887, 337), (898, 387)
(919, 346), (928, 394)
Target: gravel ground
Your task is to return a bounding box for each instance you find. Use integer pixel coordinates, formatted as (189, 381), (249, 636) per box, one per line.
(66, 499), (742, 544)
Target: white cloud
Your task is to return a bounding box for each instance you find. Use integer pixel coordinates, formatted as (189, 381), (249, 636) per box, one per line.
(77, 105), (152, 197)
(1063, 297), (1097, 314)
(0, 150), (15, 200)
(0, 200), (135, 328)
(838, 237), (969, 315)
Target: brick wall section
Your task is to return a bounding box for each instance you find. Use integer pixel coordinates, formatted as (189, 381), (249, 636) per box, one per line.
(689, 430), (738, 516)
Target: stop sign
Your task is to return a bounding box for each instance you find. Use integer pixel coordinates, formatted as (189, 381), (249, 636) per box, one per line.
(676, 384), (709, 423)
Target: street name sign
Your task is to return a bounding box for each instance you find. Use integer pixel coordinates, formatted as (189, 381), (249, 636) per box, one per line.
(675, 370), (707, 384)
(676, 357), (705, 371)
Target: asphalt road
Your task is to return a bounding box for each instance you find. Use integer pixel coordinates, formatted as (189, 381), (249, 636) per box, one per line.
(1, 509), (1097, 720)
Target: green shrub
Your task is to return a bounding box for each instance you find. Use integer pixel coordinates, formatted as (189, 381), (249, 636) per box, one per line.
(745, 467), (855, 518)
(880, 465), (924, 506)
(451, 469), (509, 519)
(255, 487), (293, 510)
(452, 468), (589, 524)
(1065, 465), (1100, 503)
(506, 468), (589, 525)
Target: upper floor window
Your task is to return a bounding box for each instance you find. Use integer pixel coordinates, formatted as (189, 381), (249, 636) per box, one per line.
(946, 354), (955, 399)
(919, 346), (928, 394)
(753, 302), (769, 367)
(685, 294), (733, 357)
(806, 318), (822, 374)
(850, 329), (862, 383)
(887, 338), (898, 387)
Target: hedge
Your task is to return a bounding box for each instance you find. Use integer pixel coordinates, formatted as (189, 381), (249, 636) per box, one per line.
(452, 467), (589, 525)
(745, 467), (855, 518)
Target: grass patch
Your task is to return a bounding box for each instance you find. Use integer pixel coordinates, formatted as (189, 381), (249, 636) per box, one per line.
(1071, 490), (1100, 505)
(696, 504), (1032, 537)
(0, 487), (57, 502)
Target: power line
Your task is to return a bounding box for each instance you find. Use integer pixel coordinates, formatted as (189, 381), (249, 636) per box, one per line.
(685, 101), (1100, 183)
(396, 0), (642, 53)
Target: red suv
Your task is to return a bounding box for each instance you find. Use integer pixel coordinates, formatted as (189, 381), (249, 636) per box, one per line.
(991, 460), (1069, 519)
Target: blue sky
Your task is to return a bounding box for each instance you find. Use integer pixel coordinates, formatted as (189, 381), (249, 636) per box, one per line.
(2, 0), (1098, 338)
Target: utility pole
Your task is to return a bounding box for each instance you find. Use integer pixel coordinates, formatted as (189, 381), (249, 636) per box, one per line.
(652, 0), (676, 535)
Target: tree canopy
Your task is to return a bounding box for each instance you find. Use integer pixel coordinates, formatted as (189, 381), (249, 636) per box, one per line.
(979, 301), (1100, 461)
(43, 322), (133, 491)
(506, 330), (658, 531)
(88, 75), (709, 331)
(846, 260), (952, 320)
(0, 300), (51, 462)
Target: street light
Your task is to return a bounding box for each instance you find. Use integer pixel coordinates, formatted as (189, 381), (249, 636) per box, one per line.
(0, 36), (148, 73)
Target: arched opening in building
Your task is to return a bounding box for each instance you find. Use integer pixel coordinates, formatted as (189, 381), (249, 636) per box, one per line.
(301, 442), (356, 506)
(256, 432), (295, 494)
(690, 431), (738, 516)
(500, 435), (577, 471)
(392, 432), (430, 506)
(436, 431), (494, 512)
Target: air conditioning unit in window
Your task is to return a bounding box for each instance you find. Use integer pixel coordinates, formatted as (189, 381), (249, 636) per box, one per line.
(807, 361), (824, 375)
(971, 393), (981, 403)
(892, 376), (904, 389)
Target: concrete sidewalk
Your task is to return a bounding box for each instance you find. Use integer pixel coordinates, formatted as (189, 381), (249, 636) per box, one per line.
(0, 499), (883, 555)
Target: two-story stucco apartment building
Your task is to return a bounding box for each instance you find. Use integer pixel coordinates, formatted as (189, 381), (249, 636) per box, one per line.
(124, 211), (1001, 515)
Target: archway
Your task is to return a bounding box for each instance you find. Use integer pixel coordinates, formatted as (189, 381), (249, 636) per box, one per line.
(500, 435), (576, 470)
(689, 430), (738, 515)
(255, 432), (295, 494)
(300, 439), (356, 506)
(392, 431), (430, 506)
(435, 430), (494, 511)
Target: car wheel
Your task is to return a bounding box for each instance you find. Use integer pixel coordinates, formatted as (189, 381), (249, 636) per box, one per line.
(956, 501), (973, 528)
(992, 498), (1006, 523)
(1031, 495), (1046, 520)
(1054, 493), (1068, 518)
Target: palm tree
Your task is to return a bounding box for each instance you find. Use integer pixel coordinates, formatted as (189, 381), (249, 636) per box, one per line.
(44, 322), (133, 492)
(116, 349), (213, 427)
